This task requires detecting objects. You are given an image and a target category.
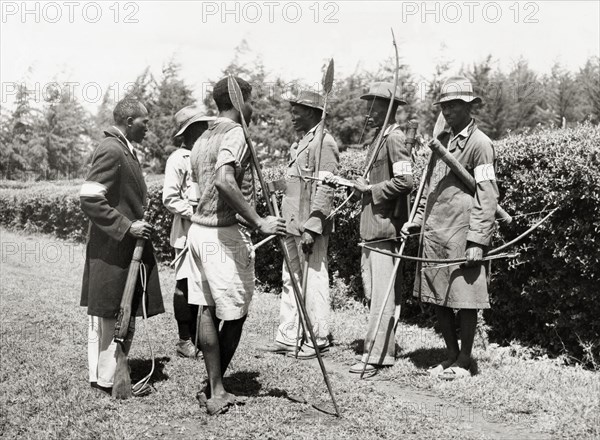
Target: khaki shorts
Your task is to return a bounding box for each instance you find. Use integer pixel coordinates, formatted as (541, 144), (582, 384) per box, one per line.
(187, 223), (255, 320)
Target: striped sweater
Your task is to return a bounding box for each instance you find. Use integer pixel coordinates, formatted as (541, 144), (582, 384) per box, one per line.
(190, 117), (254, 227)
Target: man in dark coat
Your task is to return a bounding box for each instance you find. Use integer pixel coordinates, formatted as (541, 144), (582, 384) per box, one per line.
(80, 97), (164, 392)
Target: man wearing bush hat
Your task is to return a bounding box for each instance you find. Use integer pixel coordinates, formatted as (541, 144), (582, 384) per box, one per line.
(162, 106), (215, 359)
(338, 81), (414, 377)
(402, 76), (498, 380)
(80, 97), (164, 393)
(259, 90), (339, 359)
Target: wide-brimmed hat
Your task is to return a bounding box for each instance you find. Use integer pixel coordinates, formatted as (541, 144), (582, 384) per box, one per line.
(287, 90), (324, 111)
(360, 82), (407, 105)
(434, 76), (482, 105)
(173, 106), (216, 138)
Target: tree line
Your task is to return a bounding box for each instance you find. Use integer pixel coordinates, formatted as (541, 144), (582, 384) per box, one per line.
(1, 42), (598, 180)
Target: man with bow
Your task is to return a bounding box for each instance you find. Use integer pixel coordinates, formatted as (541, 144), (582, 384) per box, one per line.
(334, 82), (414, 377)
(402, 76), (499, 379)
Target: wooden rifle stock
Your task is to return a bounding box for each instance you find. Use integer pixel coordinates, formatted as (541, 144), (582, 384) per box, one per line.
(393, 120), (419, 218)
(428, 139), (512, 223)
(112, 215), (148, 399)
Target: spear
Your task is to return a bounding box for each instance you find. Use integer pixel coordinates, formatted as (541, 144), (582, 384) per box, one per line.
(294, 59), (335, 357)
(227, 75), (340, 416)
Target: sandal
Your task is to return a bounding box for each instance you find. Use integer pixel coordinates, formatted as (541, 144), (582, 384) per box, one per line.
(199, 391), (247, 410)
(286, 345), (329, 360)
(349, 362), (379, 378)
(428, 364), (445, 377)
(196, 391), (208, 408)
(440, 366), (471, 380)
(206, 396), (234, 415)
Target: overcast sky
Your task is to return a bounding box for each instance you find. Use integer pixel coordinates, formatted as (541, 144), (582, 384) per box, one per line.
(1, 0), (599, 111)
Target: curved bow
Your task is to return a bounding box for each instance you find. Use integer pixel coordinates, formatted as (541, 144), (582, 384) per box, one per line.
(359, 207), (559, 261)
(327, 28), (400, 220)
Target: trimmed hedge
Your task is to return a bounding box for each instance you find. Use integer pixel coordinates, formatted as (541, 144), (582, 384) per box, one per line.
(489, 123), (600, 364)
(0, 123), (598, 363)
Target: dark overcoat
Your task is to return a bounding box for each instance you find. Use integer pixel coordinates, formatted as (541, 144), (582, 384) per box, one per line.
(80, 127), (164, 318)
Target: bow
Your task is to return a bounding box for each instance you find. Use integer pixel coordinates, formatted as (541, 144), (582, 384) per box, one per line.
(359, 207), (558, 261)
(327, 28), (400, 220)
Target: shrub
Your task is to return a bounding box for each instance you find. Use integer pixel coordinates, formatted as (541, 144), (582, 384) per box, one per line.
(487, 122), (600, 363)
(0, 123), (598, 363)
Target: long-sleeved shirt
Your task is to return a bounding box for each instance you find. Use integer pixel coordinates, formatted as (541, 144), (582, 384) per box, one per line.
(162, 147), (195, 249)
(281, 125), (339, 236)
(359, 124), (414, 241)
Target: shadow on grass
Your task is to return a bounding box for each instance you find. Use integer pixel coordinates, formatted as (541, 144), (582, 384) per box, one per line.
(401, 347), (447, 369)
(224, 373), (324, 410)
(223, 371), (262, 396)
(130, 356), (170, 384)
(400, 347), (481, 375)
(349, 339), (401, 357)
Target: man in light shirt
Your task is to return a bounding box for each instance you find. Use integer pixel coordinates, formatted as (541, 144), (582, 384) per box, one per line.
(162, 106), (215, 358)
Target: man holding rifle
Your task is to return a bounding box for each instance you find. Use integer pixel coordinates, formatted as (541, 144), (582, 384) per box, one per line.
(402, 76), (498, 380)
(259, 90), (339, 358)
(187, 77), (286, 415)
(80, 97), (164, 394)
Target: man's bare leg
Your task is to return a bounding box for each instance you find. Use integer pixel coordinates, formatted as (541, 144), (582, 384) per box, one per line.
(435, 305), (460, 368)
(198, 306), (227, 399)
(455, 308), (476, 369)
(219, 315), (247, 374)
(199, 308), (247, 399)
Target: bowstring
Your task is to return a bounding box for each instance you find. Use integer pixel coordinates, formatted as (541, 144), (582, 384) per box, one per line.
(357, 98), (375, 147)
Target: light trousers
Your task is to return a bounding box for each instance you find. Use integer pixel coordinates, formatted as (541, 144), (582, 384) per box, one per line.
(276, 234), (330, 348)
(88, 315), (135, 387)
(360, 241), (401, 365)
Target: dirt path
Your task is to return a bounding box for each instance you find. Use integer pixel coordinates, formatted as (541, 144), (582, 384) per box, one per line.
(315, 356), (550, 440)
(147, 342), (550, 440)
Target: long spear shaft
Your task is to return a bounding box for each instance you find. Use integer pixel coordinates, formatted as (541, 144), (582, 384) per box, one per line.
(227, 75), (340, 416)
(359, 153), (433, 378)
(295, 59), (335, 357)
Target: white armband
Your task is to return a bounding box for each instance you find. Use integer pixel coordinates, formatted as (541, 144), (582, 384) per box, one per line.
(392, 161), (412, 177)
(474, 163), (496, 183)
(79, 181), (107, 197)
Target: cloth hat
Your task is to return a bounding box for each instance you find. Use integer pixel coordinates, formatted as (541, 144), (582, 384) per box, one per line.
(434, 76), (482, 105)
(360, 82), (407, 105)
(173, 106), (216, 138)
(287, 90), (324, 111)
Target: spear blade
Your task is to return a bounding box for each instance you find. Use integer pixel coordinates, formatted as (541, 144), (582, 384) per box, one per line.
(323, 58), (334, 95)
(227, 74), (244, 114)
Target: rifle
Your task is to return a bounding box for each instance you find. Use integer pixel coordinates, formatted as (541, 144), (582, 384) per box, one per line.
(112, 214), (148, 399)
(428, 138), (512, 223)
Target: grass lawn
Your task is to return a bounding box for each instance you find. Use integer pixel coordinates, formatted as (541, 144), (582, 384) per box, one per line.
(1, 228), (598, 439)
